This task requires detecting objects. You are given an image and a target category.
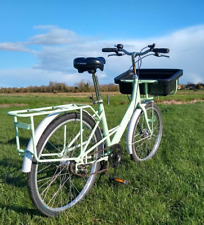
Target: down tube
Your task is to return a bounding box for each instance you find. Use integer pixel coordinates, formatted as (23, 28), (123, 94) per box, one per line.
(98, 103), (111, 146)
(111, 78), (140, 145)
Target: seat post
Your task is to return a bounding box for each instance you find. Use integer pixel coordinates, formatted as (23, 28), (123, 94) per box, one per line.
(92, 73), (102, 102)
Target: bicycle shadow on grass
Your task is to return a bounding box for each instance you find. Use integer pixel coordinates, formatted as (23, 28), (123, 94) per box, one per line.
(0, 160), (41, 216)
(0, 157), (26, 188)
(7, 137), (30, 146)
(0, 136), (31, 187)
(0, 202), (40, 217)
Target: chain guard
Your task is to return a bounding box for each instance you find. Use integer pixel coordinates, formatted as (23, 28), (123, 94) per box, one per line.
(70, 144), (129, 184)
(108, 144), (122, 168)
(70, 144), (122, 178)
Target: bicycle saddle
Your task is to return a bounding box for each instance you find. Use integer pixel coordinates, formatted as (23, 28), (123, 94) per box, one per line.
(73, 57), (106, 74)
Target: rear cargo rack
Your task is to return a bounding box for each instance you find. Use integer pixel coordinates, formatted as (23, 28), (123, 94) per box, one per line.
(8, 104), (99, 162)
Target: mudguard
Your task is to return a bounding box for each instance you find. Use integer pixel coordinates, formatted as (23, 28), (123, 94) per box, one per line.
(22, 109), (101, 173)
(22, 112), (60, 173)
(126, 102), (148, 155)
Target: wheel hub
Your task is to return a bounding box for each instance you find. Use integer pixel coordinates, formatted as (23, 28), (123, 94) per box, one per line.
(142, 129), (151, 138)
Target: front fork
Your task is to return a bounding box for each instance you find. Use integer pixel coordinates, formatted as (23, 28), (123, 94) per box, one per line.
(132, 73), (154, 136)
(139, 103), (154, 136)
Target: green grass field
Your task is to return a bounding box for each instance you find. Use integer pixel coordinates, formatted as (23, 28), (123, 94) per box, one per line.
(0, 90), (203, 224)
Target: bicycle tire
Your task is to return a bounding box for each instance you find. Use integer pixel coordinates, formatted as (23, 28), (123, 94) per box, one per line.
(27, 112), (103, 217)
(131, 102), (163, 162)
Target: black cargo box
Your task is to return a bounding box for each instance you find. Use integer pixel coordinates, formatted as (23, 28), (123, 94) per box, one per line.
(114, 69), (183, 96)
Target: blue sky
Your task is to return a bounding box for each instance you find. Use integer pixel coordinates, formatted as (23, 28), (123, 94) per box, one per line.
(0, 0), (204, 87)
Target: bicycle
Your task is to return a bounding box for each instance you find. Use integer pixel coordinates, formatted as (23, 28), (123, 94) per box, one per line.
(8, 43), (183, 217)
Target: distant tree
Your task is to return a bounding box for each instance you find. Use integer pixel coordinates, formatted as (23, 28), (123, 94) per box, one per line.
(197, 83), (203, 89)
(180, 84), (186, 90)
(76, 80), (92, 92)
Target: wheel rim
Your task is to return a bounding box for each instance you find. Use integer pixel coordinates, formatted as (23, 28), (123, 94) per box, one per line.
(133, 106), (161, 160)
(34, 117), (99, 211)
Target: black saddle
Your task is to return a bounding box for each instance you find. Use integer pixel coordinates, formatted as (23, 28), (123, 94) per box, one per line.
(73, 57), (105, 74)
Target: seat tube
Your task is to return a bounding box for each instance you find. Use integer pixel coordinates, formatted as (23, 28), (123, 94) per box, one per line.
(92, 73), (110, 146)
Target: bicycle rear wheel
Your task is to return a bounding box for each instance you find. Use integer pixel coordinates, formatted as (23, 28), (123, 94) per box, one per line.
(27, 112), (103, 217)
(131, 102), (163, 162)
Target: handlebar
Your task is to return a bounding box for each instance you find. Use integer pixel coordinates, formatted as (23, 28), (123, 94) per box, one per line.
(153, 48), (169, 54)
(102, 43), (170, 75)
(102, 43), (170, 58)
(102, 48), (118, 53)
(102, 45), (124, 56)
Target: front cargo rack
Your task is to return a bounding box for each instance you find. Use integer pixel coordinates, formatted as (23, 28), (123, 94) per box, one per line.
(114, 69), (183, 96)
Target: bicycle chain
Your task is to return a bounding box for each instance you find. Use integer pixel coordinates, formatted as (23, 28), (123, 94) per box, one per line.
(70, 144), (121, 178)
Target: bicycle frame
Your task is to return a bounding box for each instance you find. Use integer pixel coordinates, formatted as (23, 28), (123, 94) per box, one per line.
(8, 52), (159, 173)
(8, 74), (156, 174)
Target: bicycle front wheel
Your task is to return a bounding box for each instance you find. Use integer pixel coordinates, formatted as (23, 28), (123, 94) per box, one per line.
(131, 102), (163, 162)
(27, 112), (103, 217)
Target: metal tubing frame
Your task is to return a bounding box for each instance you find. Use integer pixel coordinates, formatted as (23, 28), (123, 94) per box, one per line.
(8, 76), (156, 166)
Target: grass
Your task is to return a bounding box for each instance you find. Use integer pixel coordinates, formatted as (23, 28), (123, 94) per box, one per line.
(157, 89), (204, 102)
(0, 90), (203, 224)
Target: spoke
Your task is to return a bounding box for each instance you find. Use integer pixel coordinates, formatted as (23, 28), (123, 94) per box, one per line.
(69, 178), (81, 195)
(37, 171), (71, 189)
(38, 168), (59, 184)
(133, 135), (151, 145)
(40, 166), (66, 198)
(48, 173), (72, 207)
(37, 164), (54, 174)
(47, 141), (62, 153)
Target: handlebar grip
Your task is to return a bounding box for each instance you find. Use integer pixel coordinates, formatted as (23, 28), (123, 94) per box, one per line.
(102, 48), (117, 52)
(153, 48), (170, 54)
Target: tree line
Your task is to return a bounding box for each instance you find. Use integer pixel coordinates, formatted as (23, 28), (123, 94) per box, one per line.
(0, 81), (119, 93)
(182, 82), (204, 90)
(1, 81), (203, 94)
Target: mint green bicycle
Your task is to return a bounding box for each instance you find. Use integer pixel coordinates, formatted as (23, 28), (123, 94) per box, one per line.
(8, 43), (182, 217)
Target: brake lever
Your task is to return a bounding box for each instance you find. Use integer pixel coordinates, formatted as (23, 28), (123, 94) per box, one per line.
(155, 53), (170, 58)
(108, 53), (124, 57)
(108, 54), (117, 57)
(161, 54), (170, 58)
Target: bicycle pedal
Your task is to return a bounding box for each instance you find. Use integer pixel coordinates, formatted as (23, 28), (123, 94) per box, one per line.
(111, 177), (129, 185)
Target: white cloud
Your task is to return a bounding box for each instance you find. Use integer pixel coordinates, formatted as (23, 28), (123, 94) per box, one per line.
(0, 24), (204, 87)
(141, 25), (204, 83)
(0, 42), (29, 52)
(104, 25), (204, 84)
(0, 68), (94, 87)
(27, 25), (80, 45)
